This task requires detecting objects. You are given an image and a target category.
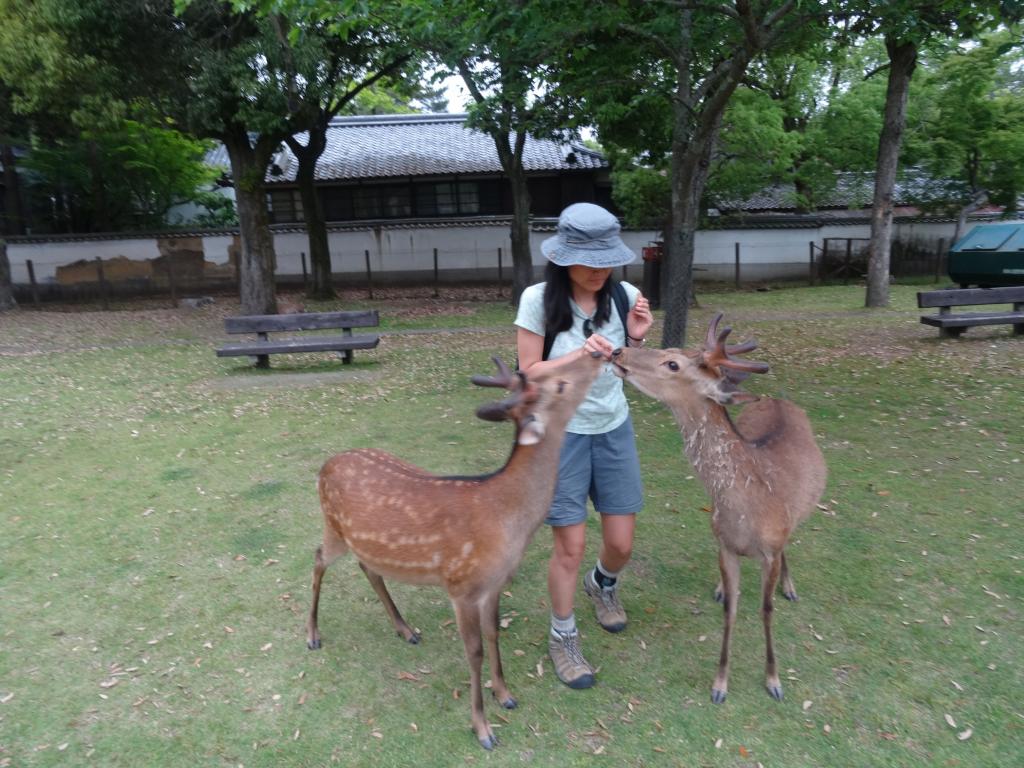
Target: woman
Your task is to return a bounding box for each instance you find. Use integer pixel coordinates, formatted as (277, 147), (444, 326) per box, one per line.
(514, 202), (653, 689)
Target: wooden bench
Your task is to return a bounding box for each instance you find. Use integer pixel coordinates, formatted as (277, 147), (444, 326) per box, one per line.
(216, 310), (380, 367)
(917, 286), (1024, 338)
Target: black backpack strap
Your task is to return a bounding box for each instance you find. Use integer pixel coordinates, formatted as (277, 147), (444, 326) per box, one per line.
(611, 281), (630, 335)
(542, 281), (631, 361)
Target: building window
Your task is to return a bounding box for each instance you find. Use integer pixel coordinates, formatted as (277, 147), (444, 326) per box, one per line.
(352, 186), (381, 219)
(321, 186), (353, 221)
(380, 184), (412, 218)
(267, 189), (303, 223)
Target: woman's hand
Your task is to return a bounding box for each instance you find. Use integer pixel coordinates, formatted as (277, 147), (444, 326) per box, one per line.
(627, 293), (653, 342)
(583, 333), (615, 361)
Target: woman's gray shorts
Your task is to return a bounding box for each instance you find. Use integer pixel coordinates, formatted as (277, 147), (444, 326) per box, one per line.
(546, 415), (644, 527)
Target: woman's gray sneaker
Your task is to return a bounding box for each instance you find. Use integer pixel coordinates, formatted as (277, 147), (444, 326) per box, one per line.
(584, 570), (627, 633)
(548, 629), (595, 689)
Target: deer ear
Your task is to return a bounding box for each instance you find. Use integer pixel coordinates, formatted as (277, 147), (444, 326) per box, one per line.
(517, 416), (545, 445)
(725, 392), (760, 405)
(476, 401), (510, 422)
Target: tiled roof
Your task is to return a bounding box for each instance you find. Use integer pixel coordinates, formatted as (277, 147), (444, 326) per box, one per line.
(713, 170), (957, 212)
(264, 113), (605, 183)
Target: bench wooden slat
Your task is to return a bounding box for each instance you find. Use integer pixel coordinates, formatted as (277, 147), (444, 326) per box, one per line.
(224, 310), (379, 334)
(920, 311), (1024, 328)
(215, 334), (380, 357)
(917, 286), (1024, 308)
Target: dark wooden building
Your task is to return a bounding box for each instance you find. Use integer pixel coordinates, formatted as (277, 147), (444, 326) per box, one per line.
(260, 113), (613, 225)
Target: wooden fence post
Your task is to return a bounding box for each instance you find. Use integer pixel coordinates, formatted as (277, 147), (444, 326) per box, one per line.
(166, 256), (178, 308)
(934, 238), (946, 283)
(808, 241), (815, 286)
(364, 249), (373, 299)
(843, 239), (853, 286)
(95, 257), (109, 310)
(433, 247), (439, 297)
(497, 247), (503, 295)
(300, 251), (308, 291)
(26, 259), (40, 305)
(734, 242), (741, 289)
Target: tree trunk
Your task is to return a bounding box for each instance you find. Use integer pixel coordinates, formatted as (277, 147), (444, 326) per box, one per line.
(663, 133), (716, 348)
(507, 164), (533, 305)
(88, 139), (110, 233)
(2, 145), (26, 235)
(0, 237), (16, 311)
(224, 130), (277, 315)
(865, 38), (917, 308)
(491, 130), (532, 306)
(287, 126), (334, 300)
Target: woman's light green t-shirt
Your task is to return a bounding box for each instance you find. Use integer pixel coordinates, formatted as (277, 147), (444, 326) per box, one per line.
(514, 281), (639, 435)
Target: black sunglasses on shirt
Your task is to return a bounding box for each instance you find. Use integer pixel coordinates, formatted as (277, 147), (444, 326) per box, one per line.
(583, 318), (594, 338)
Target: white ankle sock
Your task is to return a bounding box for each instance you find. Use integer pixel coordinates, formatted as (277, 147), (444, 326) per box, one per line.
(550, 612), (577, 637)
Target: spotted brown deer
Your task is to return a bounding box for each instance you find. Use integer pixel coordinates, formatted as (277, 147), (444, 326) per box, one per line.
(308, 352), (604, 749)
(611, 314), (826, 704)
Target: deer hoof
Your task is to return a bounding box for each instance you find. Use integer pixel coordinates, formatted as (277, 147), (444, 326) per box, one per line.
(766, 683), (784, 701)
(711, 688), (727, 704)
(478, 732), (498, 750)
(398, 630), (421, 645)
(307, 638), (321, 650)
(783, 590), (799, 602)
(497, 694), (518, 710)
(713, 588), (724, 604)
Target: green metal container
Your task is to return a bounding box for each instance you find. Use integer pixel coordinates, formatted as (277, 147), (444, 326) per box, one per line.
(948, 222), (1024, 288)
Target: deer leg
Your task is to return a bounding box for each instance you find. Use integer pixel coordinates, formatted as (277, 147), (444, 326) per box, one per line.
(762, 552), (784, 700)
(712, 548), (740, 704)
(358, 562), (421, 644)
(779, 551), (798, 601)
(480, 590), (516, 710)
(452, 596), (497, 750)
(307, 534), (348, 650)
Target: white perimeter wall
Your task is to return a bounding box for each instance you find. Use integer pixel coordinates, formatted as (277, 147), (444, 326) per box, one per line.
(6, 218), (964, 285)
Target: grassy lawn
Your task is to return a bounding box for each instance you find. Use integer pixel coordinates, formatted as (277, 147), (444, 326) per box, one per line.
(1, 282), (1021, 767)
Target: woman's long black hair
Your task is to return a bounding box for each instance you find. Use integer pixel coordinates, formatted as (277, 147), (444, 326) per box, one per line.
(543, 262), (615, 335)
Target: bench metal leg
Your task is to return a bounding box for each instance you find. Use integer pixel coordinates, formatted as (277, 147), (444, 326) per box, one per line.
(1013, 323), (1024, 336)
(939, 327), (966, 339)
(255, 354), (270, 368)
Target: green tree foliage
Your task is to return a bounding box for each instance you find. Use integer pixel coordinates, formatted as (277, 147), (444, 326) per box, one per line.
(406, 0), (584, 303)
(577, 0), (828, 346)
(905, 30), (1024, 231)
(21, 120), (221, 233)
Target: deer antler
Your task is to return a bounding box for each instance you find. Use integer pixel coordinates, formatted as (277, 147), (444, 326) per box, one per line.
(471, 357), (524, 390)
(703, 314), (770, 378)
(472, 357), (532, 422)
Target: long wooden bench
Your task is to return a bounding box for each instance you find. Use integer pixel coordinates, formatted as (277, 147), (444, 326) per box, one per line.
(216, 310), (380, 368)
(917, 286), (1024, 338)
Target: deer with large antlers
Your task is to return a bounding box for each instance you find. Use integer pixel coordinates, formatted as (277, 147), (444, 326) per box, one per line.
(611, 314), (826, 704)
(308, 352), (604, 749)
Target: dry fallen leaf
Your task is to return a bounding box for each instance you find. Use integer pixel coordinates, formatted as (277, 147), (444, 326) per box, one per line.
(944, 714), (956, 728)
(410, 723), (418, 732)
(260, 643), (272, 652)
(958, 728), (972, 741)
(0, 693), (14, 704)
(397, 671), (420, 682)
(951, 680), (964, 692)
(715, 738), (723, 749)
(99, 679), (119, 689)
(803, 700), (813, 711)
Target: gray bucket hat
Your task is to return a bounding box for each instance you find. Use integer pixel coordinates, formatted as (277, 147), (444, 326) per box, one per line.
(541, 203), (637, 268)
